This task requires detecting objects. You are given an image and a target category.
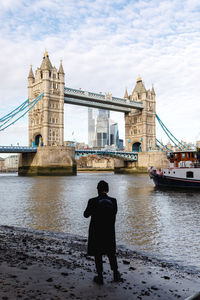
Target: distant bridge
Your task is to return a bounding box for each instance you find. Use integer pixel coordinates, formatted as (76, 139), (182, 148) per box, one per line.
(75, 149), (138, 161)
(64, 87), (143, 113)
(0, 146), (138, 161)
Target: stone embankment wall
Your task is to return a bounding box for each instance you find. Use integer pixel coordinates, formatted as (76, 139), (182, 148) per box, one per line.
(77, 155), (114, 171)
(114, 152), (169, 173)
(18, 146), (76, 176)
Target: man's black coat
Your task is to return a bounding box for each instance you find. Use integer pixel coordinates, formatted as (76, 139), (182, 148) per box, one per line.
(84, 193), (117, 256)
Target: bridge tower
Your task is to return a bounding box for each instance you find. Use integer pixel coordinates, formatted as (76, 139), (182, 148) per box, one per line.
(28, 50), (64, 147)
(124, 77), (156, 152)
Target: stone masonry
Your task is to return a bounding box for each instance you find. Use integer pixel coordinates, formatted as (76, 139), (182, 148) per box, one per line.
(124, 77), (156, 152)
(28, 50), (64, 147)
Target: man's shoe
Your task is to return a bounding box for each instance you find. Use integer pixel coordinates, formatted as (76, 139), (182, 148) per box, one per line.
(93, 275), (104, 285)
(113, 270), (122, 282)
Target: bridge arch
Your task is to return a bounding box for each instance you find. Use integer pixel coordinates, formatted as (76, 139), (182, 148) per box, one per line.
(34, 134), (43, 147)
(132, 142), (141, 152)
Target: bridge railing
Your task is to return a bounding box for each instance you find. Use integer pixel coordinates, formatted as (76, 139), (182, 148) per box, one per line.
(75, 149), (138, 161)
(0, 146), (37, 153)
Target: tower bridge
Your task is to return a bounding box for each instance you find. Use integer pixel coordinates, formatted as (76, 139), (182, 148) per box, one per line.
(28, 50), (156, 153)
(1, 51), (169, 175)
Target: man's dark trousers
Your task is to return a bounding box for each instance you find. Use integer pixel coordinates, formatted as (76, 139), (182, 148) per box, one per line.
(95, 252), (118, 275)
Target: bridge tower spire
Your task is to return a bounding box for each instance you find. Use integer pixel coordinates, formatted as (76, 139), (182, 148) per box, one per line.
(28, 50), (64, 147)
(124, 76), (156, 152)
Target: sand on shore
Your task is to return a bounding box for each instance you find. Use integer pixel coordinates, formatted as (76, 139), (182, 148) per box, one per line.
(0, 225), (199, 300)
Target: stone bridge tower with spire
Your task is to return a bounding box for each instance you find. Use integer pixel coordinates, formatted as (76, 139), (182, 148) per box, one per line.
(19, 51), (76, 176)
(28, 50), (64, 147)
(124, 77), (156, 152)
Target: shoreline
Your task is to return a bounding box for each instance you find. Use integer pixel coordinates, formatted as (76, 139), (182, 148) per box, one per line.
(0, 225), (199, 299)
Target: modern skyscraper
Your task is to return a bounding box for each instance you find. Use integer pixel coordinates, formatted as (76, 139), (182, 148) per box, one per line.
(88, 108), (98, 148)
(88, 108), (120, 149)
(96, 110), (110, 148)
(110, 121), (119, 148)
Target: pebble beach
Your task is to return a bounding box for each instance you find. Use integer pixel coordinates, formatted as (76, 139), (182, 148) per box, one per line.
(0, 225), (199, 299)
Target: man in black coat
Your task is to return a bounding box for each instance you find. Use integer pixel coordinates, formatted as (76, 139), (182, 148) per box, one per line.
(84, 180), (121, 284)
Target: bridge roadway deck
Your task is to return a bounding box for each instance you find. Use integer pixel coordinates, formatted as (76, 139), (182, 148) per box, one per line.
(0, 146), (138, 161)
(0, 146), (37, 153)
(64, 87), (143, 112)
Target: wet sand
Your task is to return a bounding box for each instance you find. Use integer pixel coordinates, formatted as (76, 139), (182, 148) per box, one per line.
(0, 225), (199, 299)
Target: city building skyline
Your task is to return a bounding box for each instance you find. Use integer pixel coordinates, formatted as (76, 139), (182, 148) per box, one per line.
(88, 108), (120, 149)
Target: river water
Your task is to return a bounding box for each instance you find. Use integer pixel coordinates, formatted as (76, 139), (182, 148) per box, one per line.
(0, 172), (200, 272)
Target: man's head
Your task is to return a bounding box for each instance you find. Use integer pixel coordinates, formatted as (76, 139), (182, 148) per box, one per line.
(97, 180), (109, 195)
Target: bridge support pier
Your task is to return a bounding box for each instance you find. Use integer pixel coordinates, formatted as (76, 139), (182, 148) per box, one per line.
(18, 146), (76, 176)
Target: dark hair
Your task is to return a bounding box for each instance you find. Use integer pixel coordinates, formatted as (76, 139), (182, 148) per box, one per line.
(97, 180), (109, 193)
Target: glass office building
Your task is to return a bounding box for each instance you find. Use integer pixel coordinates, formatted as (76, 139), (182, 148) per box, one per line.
(88, 108), (120, 149)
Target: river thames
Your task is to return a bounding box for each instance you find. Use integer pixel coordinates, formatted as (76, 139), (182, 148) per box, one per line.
(0, 172), (200, 273)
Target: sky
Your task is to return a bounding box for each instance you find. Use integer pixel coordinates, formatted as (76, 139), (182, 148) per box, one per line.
(0, 0), (200, 148)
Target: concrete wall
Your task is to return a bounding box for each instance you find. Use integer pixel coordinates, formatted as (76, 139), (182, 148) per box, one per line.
(18, 146), (76, 176)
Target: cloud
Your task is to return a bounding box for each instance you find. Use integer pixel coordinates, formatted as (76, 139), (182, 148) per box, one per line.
(0, 0), (200, 147)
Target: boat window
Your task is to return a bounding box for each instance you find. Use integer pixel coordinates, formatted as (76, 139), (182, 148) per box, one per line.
(175, 154), (177, 159)
(182, 153), (185, 159)
(173, 171), (175, 174)
(168, 171), (170, 174)
(186, 171), (193, 178)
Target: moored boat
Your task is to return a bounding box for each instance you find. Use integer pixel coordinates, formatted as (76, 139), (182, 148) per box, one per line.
(149, 149), (200, 189)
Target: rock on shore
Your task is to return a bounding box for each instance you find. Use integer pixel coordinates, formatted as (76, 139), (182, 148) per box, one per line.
(0, 225), (199, 299)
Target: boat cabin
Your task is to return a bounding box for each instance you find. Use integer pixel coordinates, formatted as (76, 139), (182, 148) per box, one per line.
(168, 151), (197, 168)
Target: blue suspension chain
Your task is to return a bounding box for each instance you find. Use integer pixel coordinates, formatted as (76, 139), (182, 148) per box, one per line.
(0, 100), (30, 129)
(0, 99), (29, 122)
(156, 114), (190, 150)
(0, 93), (44, 132)
(156, 116), (182, 150)
(156, 114), (181, 149)
(0, 96), (41, 129)
(156, 138), (171, 151)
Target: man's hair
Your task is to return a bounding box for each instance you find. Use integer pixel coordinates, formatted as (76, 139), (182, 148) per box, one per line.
(97, 180), (109, 193)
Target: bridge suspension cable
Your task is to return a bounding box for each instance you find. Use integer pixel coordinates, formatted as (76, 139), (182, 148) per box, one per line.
(156, 138), (171, 152)
(156, 114), (190, 151)
(0, 93), (44, 132)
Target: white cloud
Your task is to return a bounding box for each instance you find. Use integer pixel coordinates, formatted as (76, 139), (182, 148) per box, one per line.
(0, 0), (200, 148)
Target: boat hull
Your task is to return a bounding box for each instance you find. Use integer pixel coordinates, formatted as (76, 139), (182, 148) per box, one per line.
(151, 174), (200, 189)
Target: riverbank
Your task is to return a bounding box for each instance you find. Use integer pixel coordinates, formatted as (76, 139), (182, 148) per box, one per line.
(77, 168), (114, 172)
(0, 226), (199, 299)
